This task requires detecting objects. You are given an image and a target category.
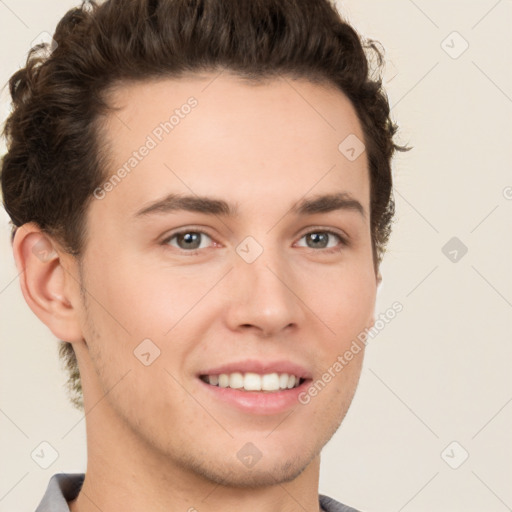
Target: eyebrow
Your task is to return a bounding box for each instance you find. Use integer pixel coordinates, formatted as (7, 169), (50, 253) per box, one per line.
(134, 192), (365, 219)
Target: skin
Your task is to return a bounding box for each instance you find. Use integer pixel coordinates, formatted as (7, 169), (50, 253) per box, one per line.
(13, 72), (381, 512)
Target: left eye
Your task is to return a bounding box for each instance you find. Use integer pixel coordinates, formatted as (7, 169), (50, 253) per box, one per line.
(296, 231), (345, 250)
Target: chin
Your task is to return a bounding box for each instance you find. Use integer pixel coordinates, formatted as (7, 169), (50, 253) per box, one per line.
(191, 452), (316, 489)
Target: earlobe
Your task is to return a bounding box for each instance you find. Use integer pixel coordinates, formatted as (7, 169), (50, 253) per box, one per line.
(12, 223), (83, 343)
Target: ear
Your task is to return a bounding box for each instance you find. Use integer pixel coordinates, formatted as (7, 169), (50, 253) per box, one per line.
(12, 223), (84, 343)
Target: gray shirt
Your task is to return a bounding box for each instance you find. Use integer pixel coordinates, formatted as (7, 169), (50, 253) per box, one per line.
(35, 473), (362, 512)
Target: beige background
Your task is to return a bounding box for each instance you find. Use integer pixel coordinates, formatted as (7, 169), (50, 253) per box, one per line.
(1, 1), (511, 511)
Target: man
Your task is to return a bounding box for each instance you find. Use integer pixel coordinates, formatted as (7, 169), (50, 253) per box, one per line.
(1, 0), (405, 510)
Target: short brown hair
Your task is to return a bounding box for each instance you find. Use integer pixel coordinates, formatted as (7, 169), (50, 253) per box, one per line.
(1, 0), (408, 411)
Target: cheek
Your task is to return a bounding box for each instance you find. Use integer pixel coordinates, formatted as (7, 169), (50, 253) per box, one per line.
(80, 257), (219, 384)
(308, 264), (376, 336)
(84, 256), (205, 338)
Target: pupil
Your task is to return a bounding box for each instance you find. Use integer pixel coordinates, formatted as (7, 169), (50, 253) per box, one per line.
(180, 233), (200, 249)
(308, 233), (327, 248)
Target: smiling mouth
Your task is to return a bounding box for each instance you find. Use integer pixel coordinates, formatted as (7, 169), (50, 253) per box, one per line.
(199, 372), (305, 392)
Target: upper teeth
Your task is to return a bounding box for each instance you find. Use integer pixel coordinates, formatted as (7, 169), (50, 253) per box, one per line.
(203, 372), (301, 391)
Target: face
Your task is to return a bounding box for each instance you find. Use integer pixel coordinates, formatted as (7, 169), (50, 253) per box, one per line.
(72, 73), (378, 487)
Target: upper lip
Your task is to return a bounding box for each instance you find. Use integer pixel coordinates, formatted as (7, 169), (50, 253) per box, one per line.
(198, 359), (312, 380)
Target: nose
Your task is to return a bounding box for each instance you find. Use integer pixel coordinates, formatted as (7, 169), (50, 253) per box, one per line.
(222, 248), (305, 338)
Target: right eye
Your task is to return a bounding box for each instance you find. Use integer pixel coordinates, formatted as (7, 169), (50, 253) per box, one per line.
(162, 230), (215, 252)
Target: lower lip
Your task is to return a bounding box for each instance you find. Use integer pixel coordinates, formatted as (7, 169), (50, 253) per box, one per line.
(197, 378), (311, 415)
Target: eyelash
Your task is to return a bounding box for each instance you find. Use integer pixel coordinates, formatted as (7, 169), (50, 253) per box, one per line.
(161, 227), (349, 255)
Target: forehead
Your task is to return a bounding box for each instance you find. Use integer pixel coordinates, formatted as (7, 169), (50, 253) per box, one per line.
(95, 73), (369, 219)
